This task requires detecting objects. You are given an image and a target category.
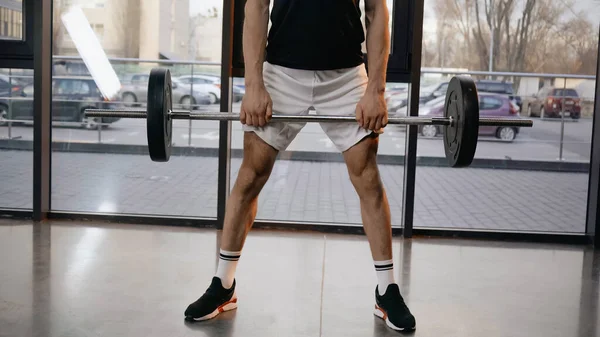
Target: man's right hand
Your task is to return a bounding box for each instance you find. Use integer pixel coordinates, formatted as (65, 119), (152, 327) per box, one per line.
(240, 84), (273, 127)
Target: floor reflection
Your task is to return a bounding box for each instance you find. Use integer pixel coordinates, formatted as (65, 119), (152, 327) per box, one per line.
(577, 247), (599, 337)
(32, 223), (51, 337)
(184, 310), (237, 336)
(0, 219), (597, 337)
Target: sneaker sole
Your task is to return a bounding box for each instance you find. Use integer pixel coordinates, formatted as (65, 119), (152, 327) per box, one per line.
(374, 305), (415, 331)
(186, 298), (238, 322)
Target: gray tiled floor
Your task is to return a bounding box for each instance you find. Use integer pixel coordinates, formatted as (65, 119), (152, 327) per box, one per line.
(0, 150), (589, 232)
(0, 219), (598, 337)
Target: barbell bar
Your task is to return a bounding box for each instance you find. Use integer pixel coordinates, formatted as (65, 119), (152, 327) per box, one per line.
(85, 109), (533, 128)
(85, 68), (533, 167)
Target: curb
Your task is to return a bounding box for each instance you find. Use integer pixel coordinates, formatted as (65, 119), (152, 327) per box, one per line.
(0, 139), (589, 173)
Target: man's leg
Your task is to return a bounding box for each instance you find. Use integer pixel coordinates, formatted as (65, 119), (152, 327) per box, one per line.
(214, 131), (279, 286)
(342, 134), (392, 276)
(185, 62), (310, 322)
(184, 131), (278, 321)
(342, 134), (416, 331)
(221, 131), (279, 252)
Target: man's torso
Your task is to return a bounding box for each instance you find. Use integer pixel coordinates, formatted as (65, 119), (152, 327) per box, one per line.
(265, 0), (366, 71)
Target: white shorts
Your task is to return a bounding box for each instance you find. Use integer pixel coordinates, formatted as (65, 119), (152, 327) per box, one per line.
(242, 61), (373, 152)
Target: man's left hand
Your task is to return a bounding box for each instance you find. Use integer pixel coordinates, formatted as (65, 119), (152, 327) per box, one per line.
(355, 90), (388, 132)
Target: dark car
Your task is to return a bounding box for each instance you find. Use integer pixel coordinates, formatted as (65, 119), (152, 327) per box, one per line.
(0, 74), (30, 95)
(417, 93), (521, 141)
(419, 82), (449, 104)
(475, 80), (522, 109)
(526, 87), (581, 119)
(7, 76), (121, 129)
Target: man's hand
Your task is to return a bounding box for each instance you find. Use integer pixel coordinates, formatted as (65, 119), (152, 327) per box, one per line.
(356, 90), (388, 131)
(240, 84), (273, 127)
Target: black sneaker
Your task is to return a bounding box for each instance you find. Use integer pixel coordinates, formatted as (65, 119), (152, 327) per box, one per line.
(374, 283), (416, 331)
(184, 277), (238, 321)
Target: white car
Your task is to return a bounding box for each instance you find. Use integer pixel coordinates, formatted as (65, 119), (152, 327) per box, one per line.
(176, 75), (221, 104)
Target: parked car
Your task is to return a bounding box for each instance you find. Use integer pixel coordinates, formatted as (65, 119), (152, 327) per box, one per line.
(8, 76), (121, 129)
(419, 81), (449, 104)
(385, 83), (409, 113)
(387, 92), (409, 114)
(0, 74), (29, 95)
(0, 74), (29, 125)
(525, 87), (581, 119)
(0, 99), (8, 125)
(177, 74), (245, 103)
(474, 80), (522, 110)
(119, 73), (213, 109)
(418, 93), (521, 141)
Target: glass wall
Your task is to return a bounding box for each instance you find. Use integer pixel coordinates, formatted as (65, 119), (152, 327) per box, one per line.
(0, 0), (23, 40)
(49, 0), (222, 217)
(413, 0), (598, 233)
(2, 0), (598, 237)
(0, 67), (33, 210)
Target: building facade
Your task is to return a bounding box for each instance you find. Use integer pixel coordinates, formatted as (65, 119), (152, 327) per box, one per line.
(0, 0), (23, 40)
(55, 0), (189, 60)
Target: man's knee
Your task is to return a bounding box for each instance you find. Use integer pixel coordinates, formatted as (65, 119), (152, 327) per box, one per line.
(235, 132), (278, 196)
(236, 164), (272, 196)
(348, 163), (385, 201)
(344, 135), (384, 198)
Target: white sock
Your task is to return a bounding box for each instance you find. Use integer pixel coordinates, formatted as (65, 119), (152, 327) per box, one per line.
(215, 249), (241, 289)
(374, 259), (395, 295)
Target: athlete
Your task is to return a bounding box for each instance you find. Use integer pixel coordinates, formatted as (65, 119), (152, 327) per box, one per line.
(185, 0), (416, 331)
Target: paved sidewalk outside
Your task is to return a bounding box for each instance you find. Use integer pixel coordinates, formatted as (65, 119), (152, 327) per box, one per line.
(0, 150), (588, 233)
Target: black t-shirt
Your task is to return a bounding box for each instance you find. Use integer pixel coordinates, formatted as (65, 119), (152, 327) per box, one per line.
(265, 0), (365, 70)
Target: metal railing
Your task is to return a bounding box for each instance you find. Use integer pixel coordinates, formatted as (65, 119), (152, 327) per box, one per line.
(420, 68), (596, 80)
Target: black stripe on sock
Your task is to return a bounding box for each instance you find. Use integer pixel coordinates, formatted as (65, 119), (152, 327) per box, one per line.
(374, 263), (393, 270)
(376, 267), (393, 271)
(220, 253), (240, 261)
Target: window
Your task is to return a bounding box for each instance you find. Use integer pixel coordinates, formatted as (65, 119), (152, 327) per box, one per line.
(0, 78), (8, 91)
(438, 83), (448, 92)
(91, 84), (102, 97)
(132, 75), (149, 84)
(51, 0), (221, 218)
(77, 81), (91, 95)
(488, 83), (510, 94)
(553, 89), (579, 97)
(480, 96), (503, 110)
(54, 80), (91, 95)
(0, 67), (33, 210)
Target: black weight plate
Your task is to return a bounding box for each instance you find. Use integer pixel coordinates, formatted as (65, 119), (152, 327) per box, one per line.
(147, 68), (173, 162)
(443, 76), (479, 167)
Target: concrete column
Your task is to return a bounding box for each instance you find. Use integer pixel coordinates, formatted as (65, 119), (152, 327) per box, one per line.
(138, 0), (160, 60)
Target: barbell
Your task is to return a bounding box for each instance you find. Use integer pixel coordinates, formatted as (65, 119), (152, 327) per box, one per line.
(85, 68), (533, 167)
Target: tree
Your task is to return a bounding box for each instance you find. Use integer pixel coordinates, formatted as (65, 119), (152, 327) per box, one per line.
(431, 0), (598, 77)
